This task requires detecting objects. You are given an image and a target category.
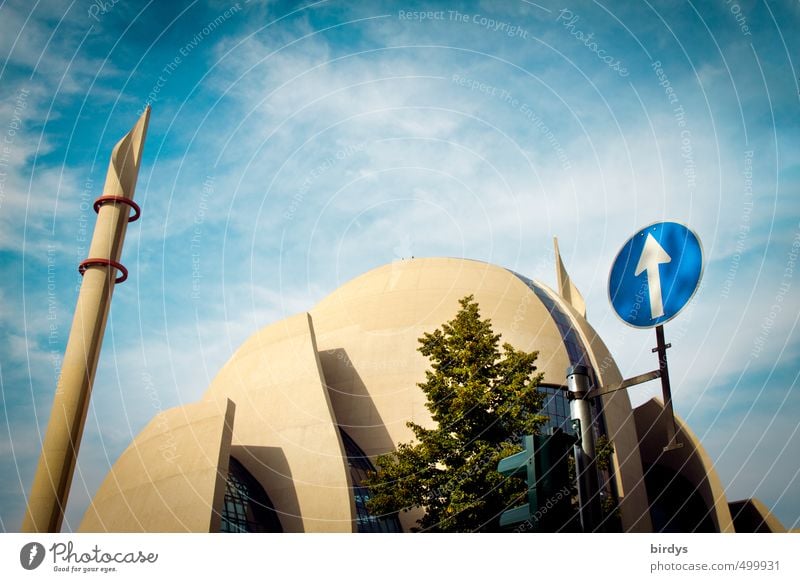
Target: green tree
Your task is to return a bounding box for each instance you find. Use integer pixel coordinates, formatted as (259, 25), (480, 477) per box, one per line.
(364, 295), (548, 532)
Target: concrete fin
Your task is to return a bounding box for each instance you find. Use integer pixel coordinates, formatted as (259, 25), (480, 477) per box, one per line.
(554, 236), (587, 318)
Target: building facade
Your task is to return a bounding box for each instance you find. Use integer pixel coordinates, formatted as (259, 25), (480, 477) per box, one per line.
(78, 257), (784, 533)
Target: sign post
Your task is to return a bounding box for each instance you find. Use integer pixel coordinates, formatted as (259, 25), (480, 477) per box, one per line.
(608, 221), (703, 452)
(654, 324), (681, 450)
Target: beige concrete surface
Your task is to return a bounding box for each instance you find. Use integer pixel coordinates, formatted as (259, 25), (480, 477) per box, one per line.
(79, 398), (234, 532)
(204, 312), (355, 532)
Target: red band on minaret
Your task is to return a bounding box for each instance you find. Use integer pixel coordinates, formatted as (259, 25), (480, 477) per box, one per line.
(78, 258), (128, 284)
(93, 195), (141, 222)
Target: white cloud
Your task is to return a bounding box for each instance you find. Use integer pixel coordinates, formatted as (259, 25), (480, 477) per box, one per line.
(2, 0), (798, 530)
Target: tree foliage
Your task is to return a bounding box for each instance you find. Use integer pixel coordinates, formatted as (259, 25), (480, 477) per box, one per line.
(364, 295), (548, 532)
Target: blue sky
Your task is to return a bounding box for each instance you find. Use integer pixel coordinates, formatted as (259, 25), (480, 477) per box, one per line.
(0, 0), (797, 531)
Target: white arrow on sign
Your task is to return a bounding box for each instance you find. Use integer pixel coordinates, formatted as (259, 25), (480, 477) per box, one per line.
(634, 233), (672, 319)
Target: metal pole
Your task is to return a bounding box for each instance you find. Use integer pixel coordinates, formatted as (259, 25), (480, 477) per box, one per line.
(653, 325), (683, 451)
(566, 364), (601, 532)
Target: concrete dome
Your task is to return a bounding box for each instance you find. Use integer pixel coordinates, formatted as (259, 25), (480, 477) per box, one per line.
(311, 258), (584, 455)
(80, 257), (652, 532)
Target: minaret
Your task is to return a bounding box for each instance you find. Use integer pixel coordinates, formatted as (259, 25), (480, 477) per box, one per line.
(22, 107), (150, 532)
(553, 236), (587, 318)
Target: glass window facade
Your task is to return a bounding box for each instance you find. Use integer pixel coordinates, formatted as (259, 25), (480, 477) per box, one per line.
(513, 272), (591, 368)
(512, 272), (603, 427)
(220, 457), (283, 533)
(511, 272), (620, 529)
(339, 429), (402, 533)
(539, 384), (574, 434)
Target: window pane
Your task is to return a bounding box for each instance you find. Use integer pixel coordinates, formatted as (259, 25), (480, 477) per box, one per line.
(219, 457), (283, 533)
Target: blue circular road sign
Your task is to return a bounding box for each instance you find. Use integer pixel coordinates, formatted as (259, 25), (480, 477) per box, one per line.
(609, 222), (703, 328)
